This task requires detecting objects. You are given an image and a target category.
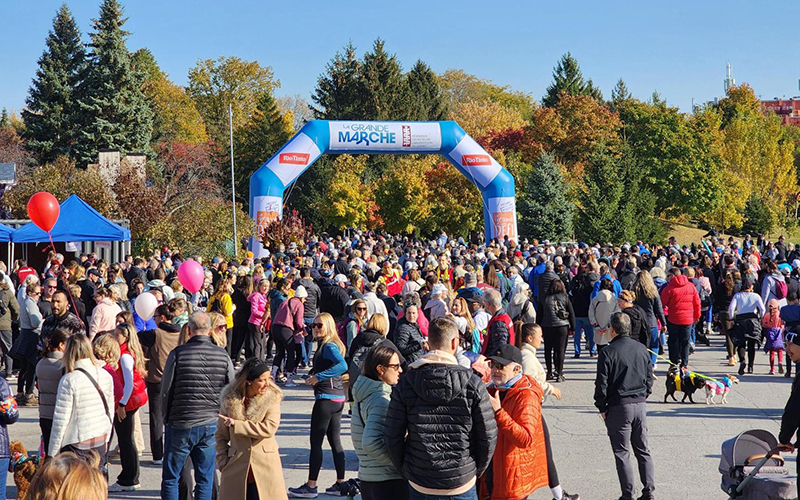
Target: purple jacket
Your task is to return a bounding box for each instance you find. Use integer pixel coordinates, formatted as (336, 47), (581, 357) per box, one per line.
(272, 297), (305, 333)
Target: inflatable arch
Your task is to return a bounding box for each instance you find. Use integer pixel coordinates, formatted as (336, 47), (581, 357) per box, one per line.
(249, 120), (517, 257)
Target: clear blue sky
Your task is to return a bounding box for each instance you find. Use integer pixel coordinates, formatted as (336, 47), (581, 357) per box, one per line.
(2, 0), (799, 114)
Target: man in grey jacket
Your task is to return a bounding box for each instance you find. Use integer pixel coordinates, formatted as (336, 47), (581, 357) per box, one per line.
(160, 311), (233, 500)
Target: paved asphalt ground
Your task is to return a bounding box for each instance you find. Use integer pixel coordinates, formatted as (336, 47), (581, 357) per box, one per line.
(4, 331), (796, 499)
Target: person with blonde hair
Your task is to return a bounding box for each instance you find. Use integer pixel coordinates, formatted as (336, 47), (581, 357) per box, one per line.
(49, 334), (114, 470)
(207, 278), (235, 356)
(26, 451), (108, 500)
(346, 313), (403, 401)
(108, 322), (148, 492)
(217, 358), (287, 500)
(207, 312), (228, 348)
(288, 313), (348, 498)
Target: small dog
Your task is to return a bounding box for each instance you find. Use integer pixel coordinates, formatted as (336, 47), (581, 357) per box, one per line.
(704, 375), (739, 404)
(664, 366), (705, 403)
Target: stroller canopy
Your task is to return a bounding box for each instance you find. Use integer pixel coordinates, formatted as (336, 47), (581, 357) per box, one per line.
(719, 429), (779, 474)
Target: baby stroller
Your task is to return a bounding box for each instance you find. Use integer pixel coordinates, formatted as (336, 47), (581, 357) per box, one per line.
(719, 429), (796, 499)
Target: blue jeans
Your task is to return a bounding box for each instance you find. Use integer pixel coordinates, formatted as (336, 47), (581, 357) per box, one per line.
(0, 457), (7, 500)
(303, 317), (314, 364)
(409, 485), (477, 500)
(689, 322), (696, 346)
(648, 327), (659, 366)
(161, 423), (217, 500)
(574, 317), (595, 355)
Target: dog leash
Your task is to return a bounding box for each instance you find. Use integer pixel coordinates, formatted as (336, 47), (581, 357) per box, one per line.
(647, 348), (719, 383)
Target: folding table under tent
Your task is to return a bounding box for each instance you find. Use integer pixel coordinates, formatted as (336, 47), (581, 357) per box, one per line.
(11, 194), (131, 268)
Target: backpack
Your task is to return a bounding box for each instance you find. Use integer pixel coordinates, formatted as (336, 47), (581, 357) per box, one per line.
(512, 299), (532, 323)
(775, 280), (788, 300)
(336, 319), (358, 346)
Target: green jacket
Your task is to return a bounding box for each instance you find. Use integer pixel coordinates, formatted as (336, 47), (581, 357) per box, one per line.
(0, 285), (19, 331)
(351, 375), (403, 482)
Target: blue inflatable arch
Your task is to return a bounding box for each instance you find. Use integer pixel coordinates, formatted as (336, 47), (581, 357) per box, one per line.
(249, 120), (517, 257)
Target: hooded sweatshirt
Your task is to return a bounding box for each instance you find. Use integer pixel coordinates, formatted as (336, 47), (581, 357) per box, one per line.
(589, 290), (620, 346)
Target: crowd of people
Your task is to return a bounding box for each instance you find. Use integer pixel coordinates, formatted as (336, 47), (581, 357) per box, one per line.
(3, 229), (800, 499)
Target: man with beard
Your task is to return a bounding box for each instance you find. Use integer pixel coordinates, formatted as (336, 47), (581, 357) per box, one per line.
(41, 290), (84, 344)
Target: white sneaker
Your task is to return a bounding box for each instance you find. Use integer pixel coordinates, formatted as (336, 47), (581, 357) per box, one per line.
(108, 482), (140, 492)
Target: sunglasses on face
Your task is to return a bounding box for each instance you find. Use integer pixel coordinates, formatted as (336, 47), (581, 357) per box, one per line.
(383, 363), (401, 371)
(311, 323), (324, 329)
(488, 360), (508, 370)
(356, 307), (367, 312)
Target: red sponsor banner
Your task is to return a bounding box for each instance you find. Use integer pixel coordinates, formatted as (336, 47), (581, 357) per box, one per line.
(279, 152), (310, 165)
(461, 154), (492, 167)
(492, 211), (517, 240)
(402, 125), (412, 147)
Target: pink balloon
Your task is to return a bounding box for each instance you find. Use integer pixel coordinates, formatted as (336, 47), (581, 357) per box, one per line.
(178, 259), (205, 294)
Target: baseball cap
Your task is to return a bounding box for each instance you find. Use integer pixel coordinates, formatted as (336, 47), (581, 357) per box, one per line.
(787, 331), (800, 346)
(212, 257), (221, 264)
(488, 344), (523, 366)
(88, 268), (101, 277)
(334, 274), (348, 284)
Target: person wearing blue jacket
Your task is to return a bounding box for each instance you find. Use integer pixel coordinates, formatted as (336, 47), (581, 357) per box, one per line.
(529, 255), (547, 301)
(591, 265), (622, 300)
(289, 313), (348, 499)
(351, 344), (407, 500)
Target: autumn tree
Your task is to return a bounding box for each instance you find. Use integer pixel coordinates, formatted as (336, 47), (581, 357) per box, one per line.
(22, 4), (86, 163)
(315, 155), (377, 230)
(72, 0), (153, 165)
(422, 161), (483, 236)
(439, 69), (534, 119)
(542, 52), (603, 107)
(187, 56), (278, 147)
(131, 48), (208, 144)
(452, 100), (527, 138)
(276, 94), (312, 131)
(375, 155), (434, 234)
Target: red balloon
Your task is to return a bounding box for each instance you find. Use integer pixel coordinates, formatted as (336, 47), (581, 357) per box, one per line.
(27, 192), (60, 232)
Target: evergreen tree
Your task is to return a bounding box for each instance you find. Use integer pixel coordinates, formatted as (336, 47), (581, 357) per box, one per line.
(518, 152), (574, 240)
(360, 38), (408, 120)
(741, 195), (776, 236)
(311, 42), (364, 120)
(234, 91), (292, 210)
(73, 0), (153, 165)
(22, 4), (86, 163)
(405, 60), (449, 121)
(0, 109), (8, 130)
(576, 146), (664, 244)
(542, 52), (602, 107)
(611, 78), (631, 103)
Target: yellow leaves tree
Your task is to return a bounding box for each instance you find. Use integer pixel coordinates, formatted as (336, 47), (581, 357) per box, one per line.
(375, 155), (434, 234)
(316, 155), (377, 230)
(451, 99), (527, 138)
(144, 76), (208, 144)
(422, 161), (483, 236)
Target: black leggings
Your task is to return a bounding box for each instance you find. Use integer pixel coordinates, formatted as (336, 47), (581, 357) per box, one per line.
(114, 407), (140, 486)
(542, 416), (560, 488)
(360, 478), (410, 500)
(737, 339), (757, 368)
(543, 325), (569, 376)
(272, 325), (295, 377)
(308, 399), (345, 482)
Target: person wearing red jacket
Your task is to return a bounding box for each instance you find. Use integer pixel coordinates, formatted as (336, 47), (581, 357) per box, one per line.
(659, 268), (700, 368)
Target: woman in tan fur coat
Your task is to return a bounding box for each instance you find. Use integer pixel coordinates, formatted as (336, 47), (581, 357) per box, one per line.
(216, 358), (287, 500)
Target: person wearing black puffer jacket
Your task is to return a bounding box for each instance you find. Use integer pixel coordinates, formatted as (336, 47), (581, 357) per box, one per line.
(385, 317), (497, 499)
(570, 263), (599, 359)
(346, 314), (404, 401)
(392, 305), (426, 365)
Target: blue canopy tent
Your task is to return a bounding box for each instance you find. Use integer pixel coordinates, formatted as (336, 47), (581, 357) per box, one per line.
(0, 224), (13, 243)
(12, 194), (130, 243)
